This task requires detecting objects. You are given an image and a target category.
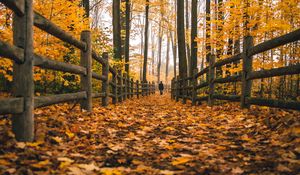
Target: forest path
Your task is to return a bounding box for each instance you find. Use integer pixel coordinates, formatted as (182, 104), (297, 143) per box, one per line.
(0, 93), (299, 174)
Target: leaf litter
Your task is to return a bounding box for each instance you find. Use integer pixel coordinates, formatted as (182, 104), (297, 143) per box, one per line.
(0, 94), (299, 174)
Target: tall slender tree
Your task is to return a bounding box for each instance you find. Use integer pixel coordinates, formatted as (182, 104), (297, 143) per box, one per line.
(157, 24), (163, 83)
(157, 0), (164, 83)
(151, 24), (156, 76)
(206, 0), (211, 64)
(177, 0), (188, 79)
(171, 0), (177, 78)
(190, 0), (198, 74)
(83, 0), (90, 18)
(142, 0), (150, 82)
(125, 0), (131, 73)
(165, 35), (170, 83)
(185, 0), (191, 76)
(170, 30), (177, 78)
(113, 0), (122, 61)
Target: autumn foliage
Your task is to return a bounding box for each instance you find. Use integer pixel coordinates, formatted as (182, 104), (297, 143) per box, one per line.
(1, 94), (300, 174)
(0, 0), (111, 93)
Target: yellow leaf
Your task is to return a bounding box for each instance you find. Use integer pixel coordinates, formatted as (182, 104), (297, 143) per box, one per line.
(160, 170), (175, 175)
(52, 136), (63, 143)
(66, 130), (75, 139)
(100, 168), (122, 175)
(26, 141), (44, 147)
(31, 160), (50, 168)
(171, 156), (192, 166)
(59, 161), (72, 169)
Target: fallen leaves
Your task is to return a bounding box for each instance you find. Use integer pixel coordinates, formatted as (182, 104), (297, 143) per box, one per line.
(172, 157), (191, 165)
(0, 159), (11, 166)
(0, 94), (299, 174)
(77, 163), (100, 171)
(231, 167), (244, 174)
(31, 160), (50, 169)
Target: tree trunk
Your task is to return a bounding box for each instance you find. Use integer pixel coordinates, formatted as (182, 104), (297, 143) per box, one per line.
(166, 36), (170, 83)
(113, 0), (122, 61)
(190, 0), (198, 75)
(157, 24), (162, 83)
(142, 0), (149, 82)
(170, 30), (177, 78)
(140, 24), (144, 81)
(151, 26), (155, 76)
(185, 0), (191, 76)
(205, 0), (211, 67)
(125, 0), (131, 73)
(177, 0), (188, 79)
(82, 0), (89, 18)
(171, 0), (177, 78)
(215, 0), (223, 78)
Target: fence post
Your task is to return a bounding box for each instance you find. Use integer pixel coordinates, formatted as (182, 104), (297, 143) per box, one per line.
(241, 36), (254, 108)
(127, 74), (130, 99)
(147, 81), (149, 95)
(140, 81), (144, 96)
(182, 78), (187, 104)
(101, 52), (109, 106)
(171, 78), (174, 99)
(192, 68), (198, 106)
(136, 80), (140, 98)
(12, 0), (34, 141)
(175, 76), (179, 102)
(80, 31), (92, 111)
(131, 78), (134, 98)
(152, 81), (155, 94)
(123, 73), (127, 101)
(118, 71), (123, 102)
(208, 54), (215, 106)
(112, 71), (117, 104)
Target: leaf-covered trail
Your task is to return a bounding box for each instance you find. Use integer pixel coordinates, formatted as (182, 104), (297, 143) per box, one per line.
(0, 94), (299, 174)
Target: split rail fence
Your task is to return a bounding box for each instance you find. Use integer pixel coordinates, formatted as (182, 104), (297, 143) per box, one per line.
(171, 29), (300, 111)
(0, 0), (155, 141)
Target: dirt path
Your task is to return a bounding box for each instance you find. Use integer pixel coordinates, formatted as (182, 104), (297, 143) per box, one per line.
(0, 94), (299, 174)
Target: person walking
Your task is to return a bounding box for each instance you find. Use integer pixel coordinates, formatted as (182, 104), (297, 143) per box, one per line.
(159, 81), (164, 95)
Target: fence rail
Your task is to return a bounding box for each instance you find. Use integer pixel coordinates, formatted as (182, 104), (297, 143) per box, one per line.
(0, 0), (155, 141)
(171, 28), (300, 110)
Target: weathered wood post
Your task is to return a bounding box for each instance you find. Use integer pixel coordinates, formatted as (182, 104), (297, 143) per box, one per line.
(80, 30), (92, 111)
(208, 54), (215, 106)
(192, 68), (198, 106)
(112, 71), (117, 104)
(241, 36), (254, 108)
(175, 76), (180, 102)
(127, 74), (130, 99)
(182, 78), (187, 104)
(141, 81), (144, 96)
(136, 80), (140, 98)
(118, 72), (123, 102)
(101, 52), (109, 106)
(12, 0), (34, 141)
(147, 81), (150, 96)
(131, 78), (134, 98)
(171, 78), (174, 99)
(152, 81), (155, 94)
(123, 73), (127, 100)
(145, 82), (147, 96)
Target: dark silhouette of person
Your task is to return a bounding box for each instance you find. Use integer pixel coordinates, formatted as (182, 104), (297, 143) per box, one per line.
(159, 81), (164, 95)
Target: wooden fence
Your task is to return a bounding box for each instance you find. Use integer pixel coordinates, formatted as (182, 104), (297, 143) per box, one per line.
(171, 29), (300, 110)
(0, 0), (155, 141)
